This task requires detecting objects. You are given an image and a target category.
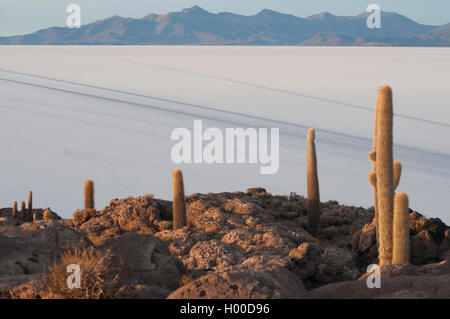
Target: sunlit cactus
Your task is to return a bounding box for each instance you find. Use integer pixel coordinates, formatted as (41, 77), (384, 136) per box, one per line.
(172, 169), (187, 229)
(307, 128), (321, 236)
(20, 200), (27, 221)
(84, 179), (95, 210)
(393, 192), (410, 264)
(12, 201), (17, 218)
(375, 85), (394, 265)
(33, 213), (37, 223)
(43, 208), (52, 221)
(28, 190), (33, 215)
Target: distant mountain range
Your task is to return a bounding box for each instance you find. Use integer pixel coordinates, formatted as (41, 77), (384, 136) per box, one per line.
(1, 6), (449, 46)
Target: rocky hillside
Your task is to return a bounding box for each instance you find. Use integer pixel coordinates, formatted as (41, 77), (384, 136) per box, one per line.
(0, 188), (449, 299)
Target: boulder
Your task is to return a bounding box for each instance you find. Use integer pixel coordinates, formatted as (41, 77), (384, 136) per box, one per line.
(168, 257), (309, 299)
(310, 274), (450, 299)
(100, 232), (182, 292)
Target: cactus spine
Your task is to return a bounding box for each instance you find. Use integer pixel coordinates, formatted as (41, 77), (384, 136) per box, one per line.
(84, 179), (95, 210)
(12, 201), (17, 218)
(307, 128), (321, 236)
(393, 192), (410, 264)
(43, 208), (52, 221)
(172, 169), (187, 229)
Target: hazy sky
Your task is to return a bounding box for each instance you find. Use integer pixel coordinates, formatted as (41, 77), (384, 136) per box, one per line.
(0, 0), (448, 36)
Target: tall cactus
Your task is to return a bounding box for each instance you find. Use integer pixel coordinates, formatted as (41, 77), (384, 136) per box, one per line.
(20, 200), (27, 221)
(307, 128), (321, 236)
(172, 169), (187, 229)
(28, 190), (33, 216)
(393, 192), (410, 264)
(375, 85), (394, 265)
(84, 179), (95, 210)
(12, 201), (17, 218)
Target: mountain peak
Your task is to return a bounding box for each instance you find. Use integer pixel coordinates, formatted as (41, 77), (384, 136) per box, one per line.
(182, 6), (209, 14)
(307, 12), (335, 20)
(256, 9), (283, 16)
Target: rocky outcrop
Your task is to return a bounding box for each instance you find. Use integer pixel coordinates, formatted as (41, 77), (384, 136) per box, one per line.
(353, 210), (450, 268)
(0, 191), (449, 299)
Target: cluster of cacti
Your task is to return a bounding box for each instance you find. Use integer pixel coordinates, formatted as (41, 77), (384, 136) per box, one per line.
(84, 179), (95, 210)
(306, 128), (321, 236)
(10, 190), (54, 223)
(172, 169), (187, 229)
(369, 85), (410, 265)
(11, 192), (32, 220)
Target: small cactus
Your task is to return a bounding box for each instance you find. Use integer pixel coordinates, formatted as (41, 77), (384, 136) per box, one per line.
(375, 85), (394, 265)
(20, 200), (27, 221)
(172, 169), (187, 229)
(12, 201), (17, 218)
(33, 213), (37, 223)
(84, 179), (95, 210)
(307, 128), (321, 236)
(43, 208), (52, 221)
(393, 192), (410, 264)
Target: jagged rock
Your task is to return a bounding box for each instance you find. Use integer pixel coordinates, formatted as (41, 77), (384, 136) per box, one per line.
(79, 195), (171, 244)
(224, 199), (261, 215)
(185, 240), (243, 271)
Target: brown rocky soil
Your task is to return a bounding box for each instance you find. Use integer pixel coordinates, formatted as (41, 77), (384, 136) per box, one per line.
(0, 189), (448, 299)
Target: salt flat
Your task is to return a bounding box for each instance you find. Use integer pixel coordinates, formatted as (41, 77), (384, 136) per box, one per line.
(0, 46), (449, 222)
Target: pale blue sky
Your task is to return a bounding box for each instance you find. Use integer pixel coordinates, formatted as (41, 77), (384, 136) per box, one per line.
(0, 0), (448, 36)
